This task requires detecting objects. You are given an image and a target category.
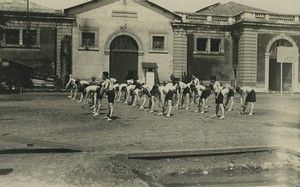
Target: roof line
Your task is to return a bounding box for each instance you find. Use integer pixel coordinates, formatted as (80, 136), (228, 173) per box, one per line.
(137, 0), (181, 19)
(176, 10), (300, 17)
(195, 3), (221, 13)
(65, 0), (181, 19)
(64, 0), (95, 12)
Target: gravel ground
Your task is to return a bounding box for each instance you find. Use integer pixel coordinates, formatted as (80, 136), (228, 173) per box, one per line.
(0, 153), (149, 187)
(129, 151), (300, 186)
(0, 92), (299, 186)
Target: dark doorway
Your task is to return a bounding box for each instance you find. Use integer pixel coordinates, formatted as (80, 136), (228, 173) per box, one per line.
(109, 35), (138, 82)
(269, 59), (292, 91)
(268, 39), (293, 91)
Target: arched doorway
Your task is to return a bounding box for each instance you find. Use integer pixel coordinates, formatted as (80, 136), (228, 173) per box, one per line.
(109, 35), (138, 82)
(268, 39), (294, 91)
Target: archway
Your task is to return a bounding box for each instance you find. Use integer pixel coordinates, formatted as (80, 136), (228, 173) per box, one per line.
(269, 39), (293, 91)
(109, 35), (138, 82)
(265, 35), (299, 91)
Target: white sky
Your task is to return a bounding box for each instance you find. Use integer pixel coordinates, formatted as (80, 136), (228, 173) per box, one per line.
(31, 0), (300, 14)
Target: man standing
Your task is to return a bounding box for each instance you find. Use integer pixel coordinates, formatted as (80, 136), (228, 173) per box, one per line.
(100, 72), (116, 122)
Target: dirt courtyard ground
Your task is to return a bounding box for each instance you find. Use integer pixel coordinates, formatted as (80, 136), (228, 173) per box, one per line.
(0, 92), (299, 186)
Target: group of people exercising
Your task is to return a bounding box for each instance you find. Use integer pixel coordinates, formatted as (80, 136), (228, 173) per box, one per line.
(65, 72), (256, 122)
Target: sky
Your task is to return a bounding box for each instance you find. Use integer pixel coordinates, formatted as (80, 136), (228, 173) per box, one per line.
(30, 0), (300, 14)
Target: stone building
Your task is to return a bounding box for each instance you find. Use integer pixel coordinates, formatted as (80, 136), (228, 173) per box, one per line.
(65, 0), (181, 84)
(175, 2), (300, 92)
(0, 0), (74, 83)
(5, 0), (285, 92)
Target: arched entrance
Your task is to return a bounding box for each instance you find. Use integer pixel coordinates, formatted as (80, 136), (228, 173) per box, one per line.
(109, 35), (138, 82)
(269, 39), (293, 91)
(265, 35), (299, 92)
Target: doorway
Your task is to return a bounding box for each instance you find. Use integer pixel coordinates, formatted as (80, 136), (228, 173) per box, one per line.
(268, 39), (293, 91)
(109, 35), (138, 82)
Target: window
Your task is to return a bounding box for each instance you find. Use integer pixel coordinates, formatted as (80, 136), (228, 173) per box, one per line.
(5, 29), (19, 45)
(211, 39), (221, 52)
(82, 32), (96, 48)
(195, 37), (224, 54)
(23, 30), (37, 46)
(152, 36), (165, 50)
(197, 38), (208, 51)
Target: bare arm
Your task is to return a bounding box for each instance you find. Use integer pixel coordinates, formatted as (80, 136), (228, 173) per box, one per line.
(65, 79), (71, 89)
(82, 90), (90, 107)
(240, 93), (245, 106)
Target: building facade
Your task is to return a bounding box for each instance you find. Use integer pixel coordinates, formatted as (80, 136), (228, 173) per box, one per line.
(175, 2), (300, 92)
(65, 1), (300, 92)
(65, 0), (181, 83)
(0, 0), (74, 84)
(1, 1), (299, 92)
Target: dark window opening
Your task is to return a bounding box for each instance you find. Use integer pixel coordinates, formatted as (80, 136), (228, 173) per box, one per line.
(82, 32), (95, 47)
(197, 38), (207, 51)
(23, 30), (37, 46)
(5, 29), (19, 45)
(152, 36), (165, 50)
(211, 39), (221, 52)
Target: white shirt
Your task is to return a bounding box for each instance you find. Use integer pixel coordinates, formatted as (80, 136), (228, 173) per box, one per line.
(85, 85), (100, 93)
(127, 79), (134, 85)
(136, 80), (145, 85)
(165, 83), (177, 93)
(119, 83), (128, 90)
(126, 84), (136, 92)
(191, 77), (200, 85)
(178, 81), (187, 88)
(195, 85), (206, 92)
(142, 84), (154, 92)
(241, 86), (253, 94)
(110, 78), (118, 84)
(221, 87), (229, 96)
(80, 80), (89, 85)
(213, 81), (222, 93)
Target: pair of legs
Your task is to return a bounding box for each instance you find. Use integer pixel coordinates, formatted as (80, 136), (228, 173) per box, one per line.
(195, 90), (210, 113)
(240, 91), (255, 116)
(124, 90), (132, 104)
(179, 93), (190, 110)
(105, 90), (115, 121)
(117, 87), (126, 101)
(224, 89), (234, 111)
(190, 91), (198, 104)
(78, 90), (86, 103)
(132, 89), (142, 107)
(157, 91), (173, 117)
(224, 96), (234, 111)
(212, 93), (225, 119)
(157, 99), (172, 117)
(195, 97), (206, 114)
(78, 93), (83, 102)
(139, 94), (155, 113)
(68, 89), (74, 98)
(68, 88), (77, 100)
(89, 93), (95, 107)
(93, 93), (103, 117)
(240, 102), (254, 116)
